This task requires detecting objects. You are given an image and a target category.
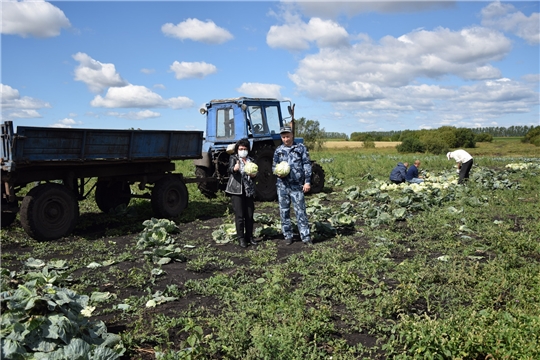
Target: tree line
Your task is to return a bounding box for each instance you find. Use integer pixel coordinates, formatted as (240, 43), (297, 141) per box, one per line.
(350, 125), (536, 142)
(293, 116), (539, 153)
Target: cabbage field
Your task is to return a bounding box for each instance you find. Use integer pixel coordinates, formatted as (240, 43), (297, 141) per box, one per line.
(1, 141), (539, 359)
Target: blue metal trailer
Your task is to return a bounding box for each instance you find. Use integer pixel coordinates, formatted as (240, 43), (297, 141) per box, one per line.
(1, 121), (204, 240)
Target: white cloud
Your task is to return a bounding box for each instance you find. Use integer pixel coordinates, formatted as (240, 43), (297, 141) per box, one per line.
(161, 18), (233, 44)
(1, 84), (51, 120)
(236, 83), (283, 99)
(168, 96), (196, 109)
(50, 118), (82, 128)
(522, 74), (540, 83)
(289, 26), (511, 101)
(331, 77), (538, 130)
(1, 0), (71, 38)
(455, 78), (538, 108)
(8, 110), (43, 119)
(267, 17), (349, 51)
(73, 53), (129, 93)
(90, 84), (195, 109)
(1, 84), (20, 101)
(481, 1), (540, 45)
(141, 68), (155, 74)
(170, 61), (217, 80)
(287, 1), (455, 19)
(106, 110), (161, 120)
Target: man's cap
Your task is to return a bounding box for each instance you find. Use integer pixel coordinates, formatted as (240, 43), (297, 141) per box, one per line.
(280, 126), (292, 134)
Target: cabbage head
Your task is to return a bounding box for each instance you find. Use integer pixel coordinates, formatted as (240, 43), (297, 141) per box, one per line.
(274, 161), (291, 176)
(244, 162), (258, 175)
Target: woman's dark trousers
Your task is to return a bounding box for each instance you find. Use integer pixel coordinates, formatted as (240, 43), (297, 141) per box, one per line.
(231, 192), (254, 241)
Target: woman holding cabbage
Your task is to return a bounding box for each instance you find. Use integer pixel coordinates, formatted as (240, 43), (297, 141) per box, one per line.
(225, 138), (258, 248)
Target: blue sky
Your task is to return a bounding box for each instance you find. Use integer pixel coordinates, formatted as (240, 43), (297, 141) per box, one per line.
(2, 0), (539, 136)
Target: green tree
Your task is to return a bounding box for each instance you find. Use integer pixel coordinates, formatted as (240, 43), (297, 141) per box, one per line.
(436, 126), (458, 148)
(522, 126), (540, 146)
(475, 133), (493, 142)
(396, 137), (425, 153)
(454, 128), (476, 148)
(294, 117), (326, 150)
(424, 136), (449, 155)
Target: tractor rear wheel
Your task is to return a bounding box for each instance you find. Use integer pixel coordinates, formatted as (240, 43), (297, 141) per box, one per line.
(195, 166), (218, 198)
(309, 162), (325, 194)
(252, 148), (277, 201)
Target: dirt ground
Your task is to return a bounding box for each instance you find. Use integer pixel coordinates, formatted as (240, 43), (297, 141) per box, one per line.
(2, 198), (383, 359)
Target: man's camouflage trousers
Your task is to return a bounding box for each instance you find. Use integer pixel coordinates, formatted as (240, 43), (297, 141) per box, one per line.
(277, 183), (311, 242)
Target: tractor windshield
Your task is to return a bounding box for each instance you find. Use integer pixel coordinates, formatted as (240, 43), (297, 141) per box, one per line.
(247, 104), (281, 136)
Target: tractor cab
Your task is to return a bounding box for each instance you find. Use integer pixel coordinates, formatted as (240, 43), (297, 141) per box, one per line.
(201, 97), (289, 147)
(194, 97), (323, 201)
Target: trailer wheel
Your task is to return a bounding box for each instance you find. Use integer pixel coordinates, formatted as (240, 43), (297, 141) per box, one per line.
(253, 148), (277, 201)
(151, 176), (188, 218)
(1, 198), (17, 229)
(309, 163), (325, 194)
(195, 166), (218, 199)
(95, 180), (131, 213)
(1, 209), (17, 229)
(20, 183), (79, 241)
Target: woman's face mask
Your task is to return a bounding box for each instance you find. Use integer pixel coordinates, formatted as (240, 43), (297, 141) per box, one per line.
(238, 150), (248, 158)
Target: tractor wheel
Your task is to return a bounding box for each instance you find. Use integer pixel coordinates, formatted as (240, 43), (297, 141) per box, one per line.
(310, 162), (325, 194)
(20, 183), (79, 241)
(252, 147), (277, 201)
(151, 175), (189, 218)
(195, 166), (218, 198)
(95, 180), (131, 213)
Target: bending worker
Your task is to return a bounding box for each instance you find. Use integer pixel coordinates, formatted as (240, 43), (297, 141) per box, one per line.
(447, 149), (473, 184)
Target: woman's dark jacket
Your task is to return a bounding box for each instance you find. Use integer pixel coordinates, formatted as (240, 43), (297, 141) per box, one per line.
(225, 155), (256, 197)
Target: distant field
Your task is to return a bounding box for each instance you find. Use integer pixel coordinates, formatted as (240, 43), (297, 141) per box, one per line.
(493, 137), (523, 142)
(325, 141), (401, 148)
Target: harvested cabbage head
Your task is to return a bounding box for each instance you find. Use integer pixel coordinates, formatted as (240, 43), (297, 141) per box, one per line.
(274, 161), (291, 176)
(244, 162), (258, 175)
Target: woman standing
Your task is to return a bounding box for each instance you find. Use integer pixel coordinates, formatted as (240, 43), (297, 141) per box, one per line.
(225, 138), (258, 248)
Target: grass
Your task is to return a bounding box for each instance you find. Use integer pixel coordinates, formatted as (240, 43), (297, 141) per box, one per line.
(1, 143), (540, 359)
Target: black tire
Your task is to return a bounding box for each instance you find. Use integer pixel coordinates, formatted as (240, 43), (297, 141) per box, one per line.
(195, 166), (218, 199)
(151, 175), (189, 218)
(252, 147), (277, 201)
(1, 186), (17, 228)
(20, 183), (79, 241)
(95, 180), (131, 213)
(1, 211), (17, 229)
(310, 162), (325, 194)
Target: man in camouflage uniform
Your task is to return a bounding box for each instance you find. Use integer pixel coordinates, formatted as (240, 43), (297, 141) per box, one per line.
(273, 126), (313, 246)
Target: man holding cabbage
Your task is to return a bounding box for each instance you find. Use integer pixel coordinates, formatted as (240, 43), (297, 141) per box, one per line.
(273, 126), (313, 246)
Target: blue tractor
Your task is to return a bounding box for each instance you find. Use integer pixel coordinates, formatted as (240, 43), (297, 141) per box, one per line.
(194, 97), (325, 201)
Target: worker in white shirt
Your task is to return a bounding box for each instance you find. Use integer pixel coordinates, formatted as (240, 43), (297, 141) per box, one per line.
(447, 149), (474, 184)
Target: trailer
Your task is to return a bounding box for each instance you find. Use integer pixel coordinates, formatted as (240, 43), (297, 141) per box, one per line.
(1, 121), (204, 241)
